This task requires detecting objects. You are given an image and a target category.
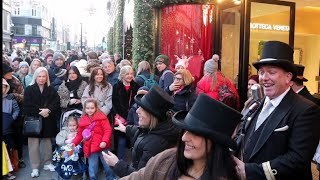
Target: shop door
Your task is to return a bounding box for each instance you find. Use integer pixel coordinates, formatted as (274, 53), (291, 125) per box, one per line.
(241, 0), (295, 104)
(216, 2), (242, 92)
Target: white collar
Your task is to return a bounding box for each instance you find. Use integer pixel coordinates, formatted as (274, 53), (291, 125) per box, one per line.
(295, 86), (304, 93)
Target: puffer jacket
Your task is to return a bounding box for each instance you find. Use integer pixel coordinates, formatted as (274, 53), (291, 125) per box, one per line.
(113, 120), (180, 177)
(2, 94), (20, 135)
(72, 111), (112, 158)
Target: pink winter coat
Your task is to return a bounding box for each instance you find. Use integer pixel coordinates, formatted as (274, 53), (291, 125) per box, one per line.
(72, 111), (112, 157)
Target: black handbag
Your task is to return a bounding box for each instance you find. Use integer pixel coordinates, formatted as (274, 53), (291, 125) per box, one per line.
(23, 116), (43, 137)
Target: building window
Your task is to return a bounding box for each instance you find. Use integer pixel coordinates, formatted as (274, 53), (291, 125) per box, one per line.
(160, 4), (214, 66)
(32, 8), (37, 16)
(2, 11), (8, 31)
(14, 8), (20, 15)
(12, 24), (25, 35)
(32, 25), (37, 36)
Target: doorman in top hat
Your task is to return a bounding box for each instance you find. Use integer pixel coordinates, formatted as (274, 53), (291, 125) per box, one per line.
(233, 41), (320, 180)
(291, 64), (320, 106)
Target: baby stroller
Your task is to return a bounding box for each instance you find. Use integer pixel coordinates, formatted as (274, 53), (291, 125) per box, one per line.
(53, 108), (88, 180)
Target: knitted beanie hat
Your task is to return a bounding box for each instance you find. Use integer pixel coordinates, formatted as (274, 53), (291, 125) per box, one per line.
(19, 61), (30, 68)
(204, 54), (219, 74)
(53, 52), (65, 62)
(45, 53), (53, 60)
(155, 55), (169, 66)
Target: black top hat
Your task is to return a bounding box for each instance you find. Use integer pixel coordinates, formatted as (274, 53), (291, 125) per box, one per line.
(294, 64), (308, 82)
(253, 41), (297, 79)
(134, 86), (175, 121)
(172, 93), (242, 150)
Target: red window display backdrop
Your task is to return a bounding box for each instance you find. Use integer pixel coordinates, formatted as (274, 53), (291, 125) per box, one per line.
(160, 4), (214, 81)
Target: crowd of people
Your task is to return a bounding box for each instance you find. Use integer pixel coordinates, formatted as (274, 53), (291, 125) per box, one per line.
(2, 40), (320, 180)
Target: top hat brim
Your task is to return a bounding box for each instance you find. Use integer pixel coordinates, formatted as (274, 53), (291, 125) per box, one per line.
(252, 59), (297, 79)
(172, 111), (237, 150)
(294, 76), (308, 82)
(134, 94), (163, 120)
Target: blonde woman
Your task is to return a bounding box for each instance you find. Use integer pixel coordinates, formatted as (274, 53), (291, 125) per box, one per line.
(22, 58), (42, 88)
(166, 69), (197, 112)
(23, 67), (60, 177)
(112, 65), (140, 160)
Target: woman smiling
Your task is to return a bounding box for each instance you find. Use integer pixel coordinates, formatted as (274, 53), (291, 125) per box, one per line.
(120, 93), (242, 180)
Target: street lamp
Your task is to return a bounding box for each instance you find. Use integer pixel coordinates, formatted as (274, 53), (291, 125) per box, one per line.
(80, 23), (83, 52)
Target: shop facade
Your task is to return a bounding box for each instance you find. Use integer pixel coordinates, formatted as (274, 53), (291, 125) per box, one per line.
(12, 36), (43, 51)
(121, 0), (320, 105)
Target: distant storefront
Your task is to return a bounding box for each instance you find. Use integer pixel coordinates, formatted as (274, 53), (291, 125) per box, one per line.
(13, 36), (43, 51)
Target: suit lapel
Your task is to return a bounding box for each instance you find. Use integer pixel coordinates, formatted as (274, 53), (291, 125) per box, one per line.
(249, 90), (296, 160)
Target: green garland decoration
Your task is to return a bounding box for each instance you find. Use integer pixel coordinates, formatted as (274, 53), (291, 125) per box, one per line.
(132, 0), (155, 70)
(114, 0), (125, 55)
(107, 27), (114, 55)
(113, 20), (118, 55)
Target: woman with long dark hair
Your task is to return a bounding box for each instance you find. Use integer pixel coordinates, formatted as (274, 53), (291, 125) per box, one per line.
(120, 93), (242, 180)
(81, 67), (113, 116)
(57, 66), (88, 111)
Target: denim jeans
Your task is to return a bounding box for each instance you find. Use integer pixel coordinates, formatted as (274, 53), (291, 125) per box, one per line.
(88, 150), (116, 180)
(117, 136), (126, 160)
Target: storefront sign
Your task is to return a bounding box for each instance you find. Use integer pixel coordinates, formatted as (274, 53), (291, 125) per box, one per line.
(13, 37), (27, 44)
(250, 23), (290, 31)
(30, 38), (42, 44)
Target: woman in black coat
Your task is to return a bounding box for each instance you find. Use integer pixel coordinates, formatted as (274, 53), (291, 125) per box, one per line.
(23, 67), (60, 178)
(103, 86), (180, 178)
(112, 65), (140, 160)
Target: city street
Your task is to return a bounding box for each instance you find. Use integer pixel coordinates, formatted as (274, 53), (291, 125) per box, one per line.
(10, 145), (320, 180)
(12, 145), (107, 180)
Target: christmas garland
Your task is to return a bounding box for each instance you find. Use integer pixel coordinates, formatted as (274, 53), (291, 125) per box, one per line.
(114, 0), (125, 54)
(107, 27), (114, 55)
(132, 0), (155, 70)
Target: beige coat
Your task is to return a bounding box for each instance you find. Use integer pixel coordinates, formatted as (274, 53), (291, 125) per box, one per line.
(81, 83), (113, 116)
(120, 148), (177, 180)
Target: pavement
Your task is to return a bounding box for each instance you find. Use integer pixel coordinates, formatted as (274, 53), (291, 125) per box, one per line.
(8, 145), (320, 180)
(10, 145), (125, 180)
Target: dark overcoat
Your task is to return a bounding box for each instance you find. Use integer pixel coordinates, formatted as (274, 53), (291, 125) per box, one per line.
(243, 89), (320, 180)
(23, 83), (60, 138)
(298, 86), (319, 105)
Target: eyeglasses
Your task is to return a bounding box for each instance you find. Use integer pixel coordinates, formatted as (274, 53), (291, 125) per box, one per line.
(174, 77), (183, 81)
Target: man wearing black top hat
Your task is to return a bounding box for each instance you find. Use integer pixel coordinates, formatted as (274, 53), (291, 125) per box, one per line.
(291, 64), (319, 106)
(233, 41), (320, 180)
